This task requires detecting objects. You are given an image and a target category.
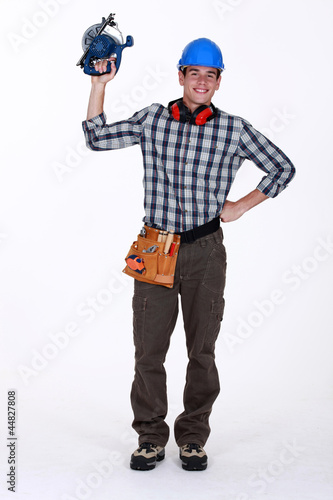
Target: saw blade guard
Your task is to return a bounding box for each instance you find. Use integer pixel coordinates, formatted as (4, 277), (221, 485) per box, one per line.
(81, 22), (124, 52)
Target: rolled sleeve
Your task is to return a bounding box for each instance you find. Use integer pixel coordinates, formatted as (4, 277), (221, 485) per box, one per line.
(237, 122), (296, 198)
(83, 112), (107, 131)
(82, 108), (149, 151)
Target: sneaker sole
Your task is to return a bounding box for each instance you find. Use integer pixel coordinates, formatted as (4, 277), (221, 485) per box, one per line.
(180, 456), (207, 471)
(130, 449), (165, 471)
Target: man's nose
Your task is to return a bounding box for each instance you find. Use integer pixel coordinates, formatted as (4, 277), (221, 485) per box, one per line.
(197, 75), (208, 84)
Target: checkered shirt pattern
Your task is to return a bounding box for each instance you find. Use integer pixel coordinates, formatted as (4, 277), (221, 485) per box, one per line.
(82, 103), (295, 232)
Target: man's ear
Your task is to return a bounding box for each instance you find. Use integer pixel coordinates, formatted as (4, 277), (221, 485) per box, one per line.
(215, 74), (222, 91)
(178, 70), (185, 86)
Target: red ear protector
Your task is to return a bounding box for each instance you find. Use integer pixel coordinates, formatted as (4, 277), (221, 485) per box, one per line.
(168, 99), (217, 126)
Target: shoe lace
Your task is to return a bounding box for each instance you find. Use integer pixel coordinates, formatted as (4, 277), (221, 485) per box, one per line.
(184, 443), (202, 453)
(138, 442), (157, 453)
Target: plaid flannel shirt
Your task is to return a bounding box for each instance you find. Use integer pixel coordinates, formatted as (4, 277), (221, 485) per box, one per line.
(82, 103), (295, 233)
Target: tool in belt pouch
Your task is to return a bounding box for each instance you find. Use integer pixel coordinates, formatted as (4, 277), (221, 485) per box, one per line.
(122, 226), (180, 288)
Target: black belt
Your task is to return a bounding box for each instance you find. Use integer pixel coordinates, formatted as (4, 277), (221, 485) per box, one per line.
(177, 217), (220, 244)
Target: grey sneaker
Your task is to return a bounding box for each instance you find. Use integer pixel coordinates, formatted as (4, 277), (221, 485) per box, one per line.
(179, 443), (208, 470)
(130, 442), (165, 470)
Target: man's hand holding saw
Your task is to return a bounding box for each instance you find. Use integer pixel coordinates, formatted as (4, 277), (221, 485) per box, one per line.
(86, 57), (116, 120)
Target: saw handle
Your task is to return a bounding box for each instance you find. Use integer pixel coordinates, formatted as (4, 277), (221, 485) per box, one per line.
(84, 35), (134, 76)
(91, 60), (112, 76)
(113, 36), (134, 73)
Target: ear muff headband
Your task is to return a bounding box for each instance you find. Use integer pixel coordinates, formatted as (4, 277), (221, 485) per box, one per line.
(168, 99), (217, 125)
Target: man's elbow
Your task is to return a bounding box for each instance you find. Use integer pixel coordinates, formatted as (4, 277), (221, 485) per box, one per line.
(85, 140), (95, 151)
(288, 162), (296, 183)
(83, 135), (102, 152)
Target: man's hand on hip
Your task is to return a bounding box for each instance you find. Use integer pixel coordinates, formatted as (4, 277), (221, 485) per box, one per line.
(219, 200), (245, 223)
(219, 189), (268, 223)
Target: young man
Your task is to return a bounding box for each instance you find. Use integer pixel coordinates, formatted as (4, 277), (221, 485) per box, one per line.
(82, 38), (295, 471)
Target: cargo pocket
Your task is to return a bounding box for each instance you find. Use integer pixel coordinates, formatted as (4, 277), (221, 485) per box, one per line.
(202, 245), (227, 294)
(205, 297), (225, 345)
(132, 295), (147, 346)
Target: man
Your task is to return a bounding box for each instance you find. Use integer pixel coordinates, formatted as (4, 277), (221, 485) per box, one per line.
(82, 38), (295, 471)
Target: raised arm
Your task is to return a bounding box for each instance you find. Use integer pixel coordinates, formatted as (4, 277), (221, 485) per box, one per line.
(86, 58), (117, 120)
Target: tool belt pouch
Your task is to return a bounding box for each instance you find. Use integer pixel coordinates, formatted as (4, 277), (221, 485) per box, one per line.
(122, 229), (180, 288)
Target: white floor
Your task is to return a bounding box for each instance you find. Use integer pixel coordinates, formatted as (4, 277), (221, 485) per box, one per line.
(1, 368), (332, 500)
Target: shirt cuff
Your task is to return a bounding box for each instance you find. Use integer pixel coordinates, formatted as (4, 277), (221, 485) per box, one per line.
(256, 177), (283, 198)
(82, 112), (107, 131)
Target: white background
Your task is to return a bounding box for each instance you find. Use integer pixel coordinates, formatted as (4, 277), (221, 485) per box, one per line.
(0, 0), (332, 499)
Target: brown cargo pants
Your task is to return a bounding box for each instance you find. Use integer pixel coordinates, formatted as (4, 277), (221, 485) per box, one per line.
(130, 227), (227, 448)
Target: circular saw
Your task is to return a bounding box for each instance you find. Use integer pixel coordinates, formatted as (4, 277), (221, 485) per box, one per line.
(76, 13), (134, 75)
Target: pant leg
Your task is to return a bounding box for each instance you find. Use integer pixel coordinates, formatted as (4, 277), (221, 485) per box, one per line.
(174, 228), (227, 447)
(130, 277), (179, 447)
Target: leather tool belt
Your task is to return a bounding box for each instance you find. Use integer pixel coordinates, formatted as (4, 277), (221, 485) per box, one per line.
(122, 226), (181, 288)
(122, 218), (220, 288)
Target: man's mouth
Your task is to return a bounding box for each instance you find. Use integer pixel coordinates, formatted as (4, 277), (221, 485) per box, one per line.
(194, 88), (208, 94)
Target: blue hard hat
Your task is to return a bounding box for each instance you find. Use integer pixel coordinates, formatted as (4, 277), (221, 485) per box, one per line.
(177, 38), (225, 72)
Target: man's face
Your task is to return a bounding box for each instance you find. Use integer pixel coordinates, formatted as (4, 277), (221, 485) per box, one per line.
(178, 66), (221, 112)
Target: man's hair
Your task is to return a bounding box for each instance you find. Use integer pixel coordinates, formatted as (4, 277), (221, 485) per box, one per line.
(181, 66), (221, 79)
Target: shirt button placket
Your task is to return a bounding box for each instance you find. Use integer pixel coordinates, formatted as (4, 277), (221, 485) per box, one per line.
(184, 163), (191, 226)
(182, 125), (193, 229)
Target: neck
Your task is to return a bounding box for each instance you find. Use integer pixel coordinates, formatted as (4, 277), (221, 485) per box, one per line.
(182, 97), (211, 114)
(183, 97), (211, 114)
